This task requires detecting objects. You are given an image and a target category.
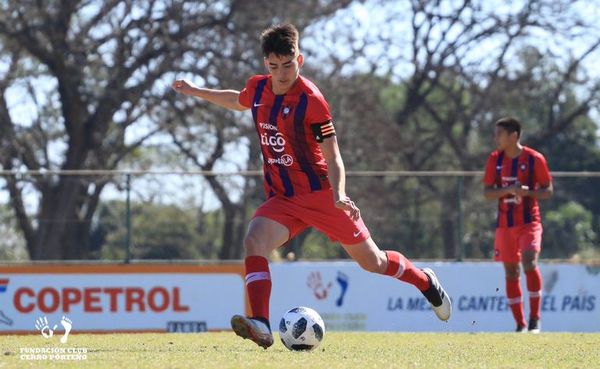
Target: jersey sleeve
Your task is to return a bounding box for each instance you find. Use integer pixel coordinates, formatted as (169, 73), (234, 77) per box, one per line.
(482, 153), (497, 186)
(534, 155), (552, 186)
(307, 94), (333, 124)
(307, 94), (335, 142)
(238, 76), (257, 109)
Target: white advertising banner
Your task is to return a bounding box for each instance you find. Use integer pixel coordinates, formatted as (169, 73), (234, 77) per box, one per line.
(269, 262), (600, 332)
(1, 262), (597, 333)
(0, 272), (244, 333)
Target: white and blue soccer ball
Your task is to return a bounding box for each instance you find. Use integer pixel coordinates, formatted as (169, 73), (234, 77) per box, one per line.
(279, 306), (325, 351)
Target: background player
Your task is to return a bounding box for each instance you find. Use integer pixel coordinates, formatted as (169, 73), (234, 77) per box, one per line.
(483, 117), (553, 333)
(173, 24), (451, 349)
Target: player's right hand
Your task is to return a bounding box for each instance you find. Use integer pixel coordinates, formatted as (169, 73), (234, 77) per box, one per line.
(505, 184), (529, 196)
(335, 195), (361, 220)
(172, 79), (198, 95)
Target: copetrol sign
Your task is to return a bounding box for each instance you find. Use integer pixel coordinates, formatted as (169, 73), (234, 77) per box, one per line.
(0, 264), (245, 333)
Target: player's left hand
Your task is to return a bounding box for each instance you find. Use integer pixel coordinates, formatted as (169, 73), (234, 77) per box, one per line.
(335, 195), (360, 220)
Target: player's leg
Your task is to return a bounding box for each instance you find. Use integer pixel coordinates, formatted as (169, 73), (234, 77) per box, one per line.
(520, 222), (543, 333)
(340, 237), (451, 321)
(297, 189), (450, 321)
(496, 227), (527, 331)
(244, 216), (290, 318)
(522, 250), (541, 333)
(231, 216), (291, 349)
(503, 262), (527, 331)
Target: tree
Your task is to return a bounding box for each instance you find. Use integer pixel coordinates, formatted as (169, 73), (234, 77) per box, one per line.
(544, 202), (598, 258)
(2, 0), (599, 261)
(91, 200), (222, 260)
(0, 1), (249, 259)
(0, 204), (28, 260)
(0, 0), (355, 260)
(305, 0), (600, 258)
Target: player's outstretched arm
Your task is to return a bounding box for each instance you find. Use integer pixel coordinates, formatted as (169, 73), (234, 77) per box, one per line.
(172, 79), (248, 111)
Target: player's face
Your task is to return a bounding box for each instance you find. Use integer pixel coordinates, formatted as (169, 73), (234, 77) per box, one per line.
(264, 52), (303, 94)
(494, 127), (517, 150)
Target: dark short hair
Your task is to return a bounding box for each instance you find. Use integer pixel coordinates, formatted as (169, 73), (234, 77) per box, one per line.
(495, 117), (522, 138)
(260, 24), (299, 57)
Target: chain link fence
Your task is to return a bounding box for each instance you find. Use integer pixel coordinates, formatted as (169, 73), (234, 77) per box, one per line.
(0, 170), (598, 262)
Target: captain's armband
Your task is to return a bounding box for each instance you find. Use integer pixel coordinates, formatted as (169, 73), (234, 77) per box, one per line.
(310, 120), (336, 143)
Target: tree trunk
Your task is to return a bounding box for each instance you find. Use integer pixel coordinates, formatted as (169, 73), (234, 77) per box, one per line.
(232, 208), (247, 260)
(218, 205), (237, 260)
(31, 178), (101, 260)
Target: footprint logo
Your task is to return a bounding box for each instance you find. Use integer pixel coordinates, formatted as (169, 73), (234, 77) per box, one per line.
(335, 271), (349, 307)
(60, 316), (73, 344)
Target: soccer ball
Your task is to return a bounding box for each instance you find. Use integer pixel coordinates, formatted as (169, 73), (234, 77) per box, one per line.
(279, 306), (325, 351)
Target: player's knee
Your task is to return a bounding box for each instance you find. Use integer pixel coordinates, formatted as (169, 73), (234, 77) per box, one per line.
(243, 232), (266, 255)
(521, 252), (538, 271)
(522, 259), (537, 271)
(506, 272), (520, 280)
(504, 265), (520, 279)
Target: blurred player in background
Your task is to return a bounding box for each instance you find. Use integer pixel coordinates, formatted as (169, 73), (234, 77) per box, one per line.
(173, 24), (451, 349)
(483, 117), (553, 333)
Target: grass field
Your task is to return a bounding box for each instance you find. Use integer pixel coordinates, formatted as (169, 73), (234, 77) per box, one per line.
(1, 332), (599, 369)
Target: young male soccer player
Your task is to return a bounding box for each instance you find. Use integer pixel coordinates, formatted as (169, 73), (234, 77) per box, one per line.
(483, 117), (553, 333)
(173, 24), (451, 349)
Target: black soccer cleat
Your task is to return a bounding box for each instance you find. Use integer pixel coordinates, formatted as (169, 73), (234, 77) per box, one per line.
(515, 324), (527, 333)
(528, 318), (541, 334)
(421, 268), (452, 321)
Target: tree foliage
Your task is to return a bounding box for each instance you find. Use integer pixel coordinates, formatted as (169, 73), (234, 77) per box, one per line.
(305, 0), (600, 259)
(1, 0), (599, 261)
(0, 0), (352, 260)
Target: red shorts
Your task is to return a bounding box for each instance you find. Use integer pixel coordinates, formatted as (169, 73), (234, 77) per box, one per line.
(494, 222), (543, 263)
(253, 189), (370, 245)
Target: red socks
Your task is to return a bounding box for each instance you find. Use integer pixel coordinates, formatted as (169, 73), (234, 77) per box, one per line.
(245, 256), (271, 320)
(384, 250), (430, 291)
(506, 268), (543, 326)
(506, 278), (526, 327)
(526, 268), (543, 320)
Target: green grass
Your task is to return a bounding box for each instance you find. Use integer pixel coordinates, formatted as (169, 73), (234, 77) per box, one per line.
(1, 332), (599, 369)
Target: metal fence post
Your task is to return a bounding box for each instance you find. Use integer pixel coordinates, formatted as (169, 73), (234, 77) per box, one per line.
(456, 175), (464, 261)
(125, 174), (132, 264)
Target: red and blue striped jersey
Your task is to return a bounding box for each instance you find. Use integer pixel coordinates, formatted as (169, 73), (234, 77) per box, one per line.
(483, 146), (552, 228)
(239, 75), (333, 198)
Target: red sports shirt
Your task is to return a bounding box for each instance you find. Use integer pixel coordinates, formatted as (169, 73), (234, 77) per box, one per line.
(483, 146), (552, 228)
(239, 75), (333, 198)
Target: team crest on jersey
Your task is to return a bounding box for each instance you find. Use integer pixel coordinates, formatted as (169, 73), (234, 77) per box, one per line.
(520, 163), (527, 171)
(281, 105), (294, 119)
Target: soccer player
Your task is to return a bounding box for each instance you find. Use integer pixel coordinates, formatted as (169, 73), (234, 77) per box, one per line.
(483, 117), (553, 333)
(172, 24), (451, 349)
